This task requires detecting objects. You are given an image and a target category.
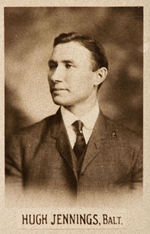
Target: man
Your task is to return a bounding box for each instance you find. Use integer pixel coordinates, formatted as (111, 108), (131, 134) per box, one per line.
(6, 32), (142, 206)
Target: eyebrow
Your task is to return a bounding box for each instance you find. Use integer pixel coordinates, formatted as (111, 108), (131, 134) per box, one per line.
(62, 60), (74, 64)
(48, 59), (57, 64)
(48, 59), (57, 67)
(48, 59), (74, 67)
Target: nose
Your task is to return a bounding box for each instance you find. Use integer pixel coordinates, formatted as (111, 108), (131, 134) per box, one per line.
(48, 65), (64, 83)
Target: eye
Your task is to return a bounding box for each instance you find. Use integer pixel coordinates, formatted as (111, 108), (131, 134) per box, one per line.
(65, 63), (72, 69)
(48, 61), (57, 70)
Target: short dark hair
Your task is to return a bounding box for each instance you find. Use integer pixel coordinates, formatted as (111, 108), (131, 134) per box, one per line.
(54, 32), (108, 71)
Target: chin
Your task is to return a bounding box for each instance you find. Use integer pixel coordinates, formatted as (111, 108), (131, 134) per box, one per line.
(52, 96), (73, 106)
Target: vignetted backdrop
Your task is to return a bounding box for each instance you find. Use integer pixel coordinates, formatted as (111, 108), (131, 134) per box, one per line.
(5, 7), (143, 142)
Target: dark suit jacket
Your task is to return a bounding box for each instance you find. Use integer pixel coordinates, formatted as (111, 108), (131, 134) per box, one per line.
(5, 109), (143, 204)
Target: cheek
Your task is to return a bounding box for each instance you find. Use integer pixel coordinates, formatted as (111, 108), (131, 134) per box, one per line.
(71, 78), (86, 91)
(66, 71), (81, 86)
(66, 70), (93, 91)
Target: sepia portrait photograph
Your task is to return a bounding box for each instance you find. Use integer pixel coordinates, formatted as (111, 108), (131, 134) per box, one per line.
(4, 6), (143, 209)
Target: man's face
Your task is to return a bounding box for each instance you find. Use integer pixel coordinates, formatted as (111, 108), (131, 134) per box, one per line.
(48, 41), (98, 107)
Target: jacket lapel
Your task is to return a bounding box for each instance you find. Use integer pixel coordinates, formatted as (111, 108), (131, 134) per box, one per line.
(81, 111), (108, 174)
(50, 108), (78, 180)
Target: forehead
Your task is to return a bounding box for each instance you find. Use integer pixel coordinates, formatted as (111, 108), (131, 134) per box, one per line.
(51, 41), (92, 64)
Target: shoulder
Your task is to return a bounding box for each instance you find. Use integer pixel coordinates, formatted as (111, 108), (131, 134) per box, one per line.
(19, 114), (57, 135)
(103, 114), (142, 149)
(5, 112), (61, 165)
(9, 112), (59, 142)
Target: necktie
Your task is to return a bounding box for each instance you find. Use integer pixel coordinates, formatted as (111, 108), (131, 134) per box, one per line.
(72, 120), (86, 159)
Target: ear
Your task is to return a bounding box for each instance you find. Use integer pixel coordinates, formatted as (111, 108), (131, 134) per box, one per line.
(94, 67), (108, 86)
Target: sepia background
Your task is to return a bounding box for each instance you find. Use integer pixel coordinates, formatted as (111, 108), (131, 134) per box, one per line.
(5, 7), (143, 142)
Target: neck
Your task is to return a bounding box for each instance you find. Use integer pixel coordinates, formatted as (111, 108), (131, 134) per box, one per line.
(65, 93), (98, 117)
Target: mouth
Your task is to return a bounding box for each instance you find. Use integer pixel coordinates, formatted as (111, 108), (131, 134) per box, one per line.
(51, 88), (68, 93)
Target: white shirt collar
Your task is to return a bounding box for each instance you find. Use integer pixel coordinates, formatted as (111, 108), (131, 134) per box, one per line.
(61, 102), (99, 130)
